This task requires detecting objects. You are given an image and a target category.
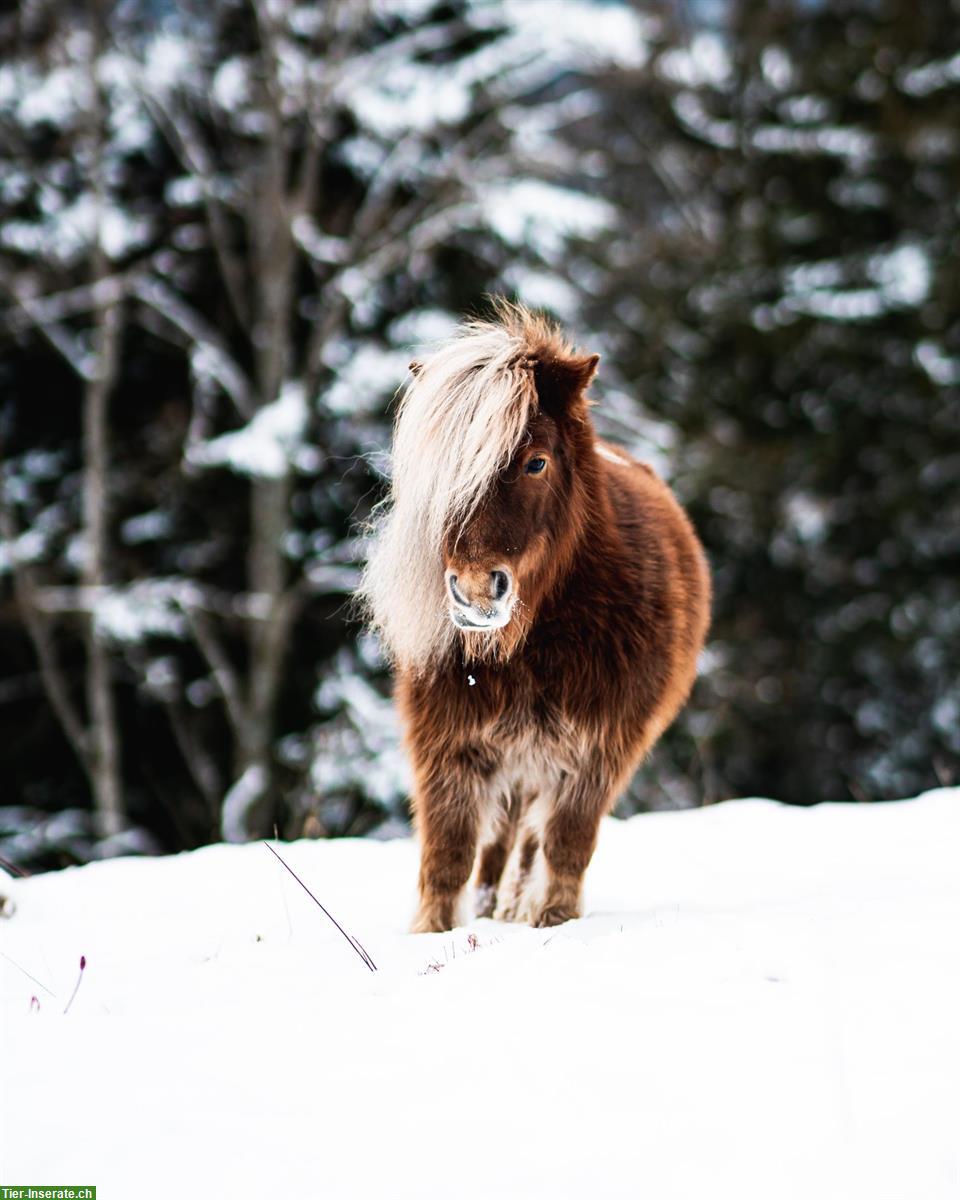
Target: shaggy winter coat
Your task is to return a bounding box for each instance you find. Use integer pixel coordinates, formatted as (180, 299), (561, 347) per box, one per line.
(360, 304), (710, 931)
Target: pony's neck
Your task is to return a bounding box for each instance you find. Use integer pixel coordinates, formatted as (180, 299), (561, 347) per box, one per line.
(542, 454), (611, 612)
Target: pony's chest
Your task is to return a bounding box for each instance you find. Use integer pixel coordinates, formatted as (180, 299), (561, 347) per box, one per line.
(474, 669), (581, 762)
(425, 648), (594, 756)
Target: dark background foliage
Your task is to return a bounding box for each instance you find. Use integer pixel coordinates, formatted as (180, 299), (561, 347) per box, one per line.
(1, 0), (957, 871)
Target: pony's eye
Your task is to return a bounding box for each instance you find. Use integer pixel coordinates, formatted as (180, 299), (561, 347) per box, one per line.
(525, 457), (547, 475)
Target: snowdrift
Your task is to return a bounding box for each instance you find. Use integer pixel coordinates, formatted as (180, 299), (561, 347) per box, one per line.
(2, 791), (958, 1200)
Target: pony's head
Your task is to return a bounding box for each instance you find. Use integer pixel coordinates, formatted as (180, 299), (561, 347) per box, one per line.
(360, 303), (600, 673)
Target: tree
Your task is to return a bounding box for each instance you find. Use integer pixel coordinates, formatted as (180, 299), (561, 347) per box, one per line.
(0, 2), (139, 838)
(581, 0), (960, 805)
(0, 0), (643, 864)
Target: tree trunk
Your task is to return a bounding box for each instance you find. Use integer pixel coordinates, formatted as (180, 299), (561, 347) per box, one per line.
(233, 40), (299, 836)
(82, 298), (124, 836)
(82, 7), (124, 838)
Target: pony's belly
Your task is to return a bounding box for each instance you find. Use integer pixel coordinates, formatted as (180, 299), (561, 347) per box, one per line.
(498, 718), (583, 796)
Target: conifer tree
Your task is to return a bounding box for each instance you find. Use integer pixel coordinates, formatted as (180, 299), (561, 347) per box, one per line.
(585, 0), (960, 805)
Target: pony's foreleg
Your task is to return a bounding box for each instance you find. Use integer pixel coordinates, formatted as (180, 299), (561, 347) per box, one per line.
(536, 764), (612, 928)
(412, 771), (488, 933)
(475, 789), (521, 918)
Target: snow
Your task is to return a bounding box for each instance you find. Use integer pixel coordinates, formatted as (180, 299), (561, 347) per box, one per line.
(760, 45), (795, 92)
(211, 59), (250, 111)
(755, 244), (933, 328)
(187, 382), (322, 478)
(220, 765), (269, 844)
(501, 265), (579, 318)
(751, 122), (876, 162)
(0, 526), (47, 575)
(898, 49), (960, 97)
(350, 60), (473, 136)
(672, 91), (738, 149)
(120, 509), (174, 545)
(782, 490), (831, 544)
(828, 176), (889, 210)
(673, 91), (876, 163)
(0, 194), (152, 264)
(311, 655), (410, 811)
(164, 174), (204, 207)
(14, 65), (89, 125)
(141, 33), (195, 95)
(93, 579), (192, 643)
(778, 93), (832, 125)
(499, 0), (652, 71)
(388, 307), (460, 346)
(323, 345), (410, 416)
(484, 179), (614, 258)
(659, 33), (731, 88)
(370, 0), (440, 20)
(916, 339), (960, 386)
(291, 214), (348, 264)
(345, 1), (649, 142)
(3, 790), (959, 1199)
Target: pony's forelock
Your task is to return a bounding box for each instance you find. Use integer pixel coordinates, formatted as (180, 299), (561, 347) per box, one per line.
(360, 306), (572, 671)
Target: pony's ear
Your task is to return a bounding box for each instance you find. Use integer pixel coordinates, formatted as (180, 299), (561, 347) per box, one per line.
(566, 353), (600, 391)
(534, 352), (600, 412)
(409, 359), (424, 376)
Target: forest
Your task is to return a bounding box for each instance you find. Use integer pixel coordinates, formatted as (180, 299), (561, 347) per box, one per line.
(1, 0), (958, 871)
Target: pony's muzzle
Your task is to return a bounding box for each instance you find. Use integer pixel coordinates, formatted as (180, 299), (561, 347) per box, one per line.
(445, 567), (513, 629)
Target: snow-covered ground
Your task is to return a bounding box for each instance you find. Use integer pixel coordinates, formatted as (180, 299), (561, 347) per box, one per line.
(3, 791), (958, 1199)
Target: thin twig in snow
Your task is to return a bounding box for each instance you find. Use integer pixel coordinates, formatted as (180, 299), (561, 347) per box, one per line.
(263, 843), (377, 972)
(63, 955), (87, 1014)
(0, 950), (57, 998)
(350, 935), (376, 971)
(0, 855), (28, 878)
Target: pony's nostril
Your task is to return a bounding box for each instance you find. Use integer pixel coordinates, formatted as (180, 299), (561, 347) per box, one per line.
(491, 570), (510, 601)
(448, 573), (469, 607)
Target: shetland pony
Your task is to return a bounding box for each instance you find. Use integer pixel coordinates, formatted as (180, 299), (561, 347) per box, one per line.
(361, 304), (710, 931)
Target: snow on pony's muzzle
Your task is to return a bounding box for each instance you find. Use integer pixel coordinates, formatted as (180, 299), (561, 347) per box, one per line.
(449, 604), (513, 631)
(445, 567), (514, 630)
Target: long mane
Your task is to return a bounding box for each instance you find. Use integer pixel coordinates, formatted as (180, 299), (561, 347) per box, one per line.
(359, 303), (576, 672)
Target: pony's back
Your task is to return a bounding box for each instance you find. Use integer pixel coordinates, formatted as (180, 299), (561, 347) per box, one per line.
(592, 440), (711, 754)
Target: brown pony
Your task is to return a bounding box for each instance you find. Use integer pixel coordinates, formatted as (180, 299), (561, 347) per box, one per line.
(360, 303), (710, 931)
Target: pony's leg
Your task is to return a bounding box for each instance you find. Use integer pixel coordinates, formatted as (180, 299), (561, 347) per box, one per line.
(495, 823), (542, 923)
(412, 766), (493, 933)
(534, 767), (611, 928)
(474, 789), (521, 918)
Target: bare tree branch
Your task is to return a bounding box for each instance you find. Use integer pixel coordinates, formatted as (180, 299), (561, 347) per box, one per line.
(0, 274), (127, 335)
(134, 86), (252, 330)
(183, 603), (250, 745)
(0, 266), (96, 380)
(0, 501), (91, 777)
(117, 639), (223, 824)
(130, 274), (255, 417)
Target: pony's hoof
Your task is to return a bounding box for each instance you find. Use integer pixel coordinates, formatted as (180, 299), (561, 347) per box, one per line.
(412, 894), (457, 933)
(534, 905), (578, 928)
(411, 913), (451, 934)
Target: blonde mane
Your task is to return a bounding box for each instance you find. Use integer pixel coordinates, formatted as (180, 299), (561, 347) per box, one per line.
(359, 304), (573, 672)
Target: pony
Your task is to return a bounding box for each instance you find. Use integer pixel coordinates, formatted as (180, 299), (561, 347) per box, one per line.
(360, 303), (710, 931)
